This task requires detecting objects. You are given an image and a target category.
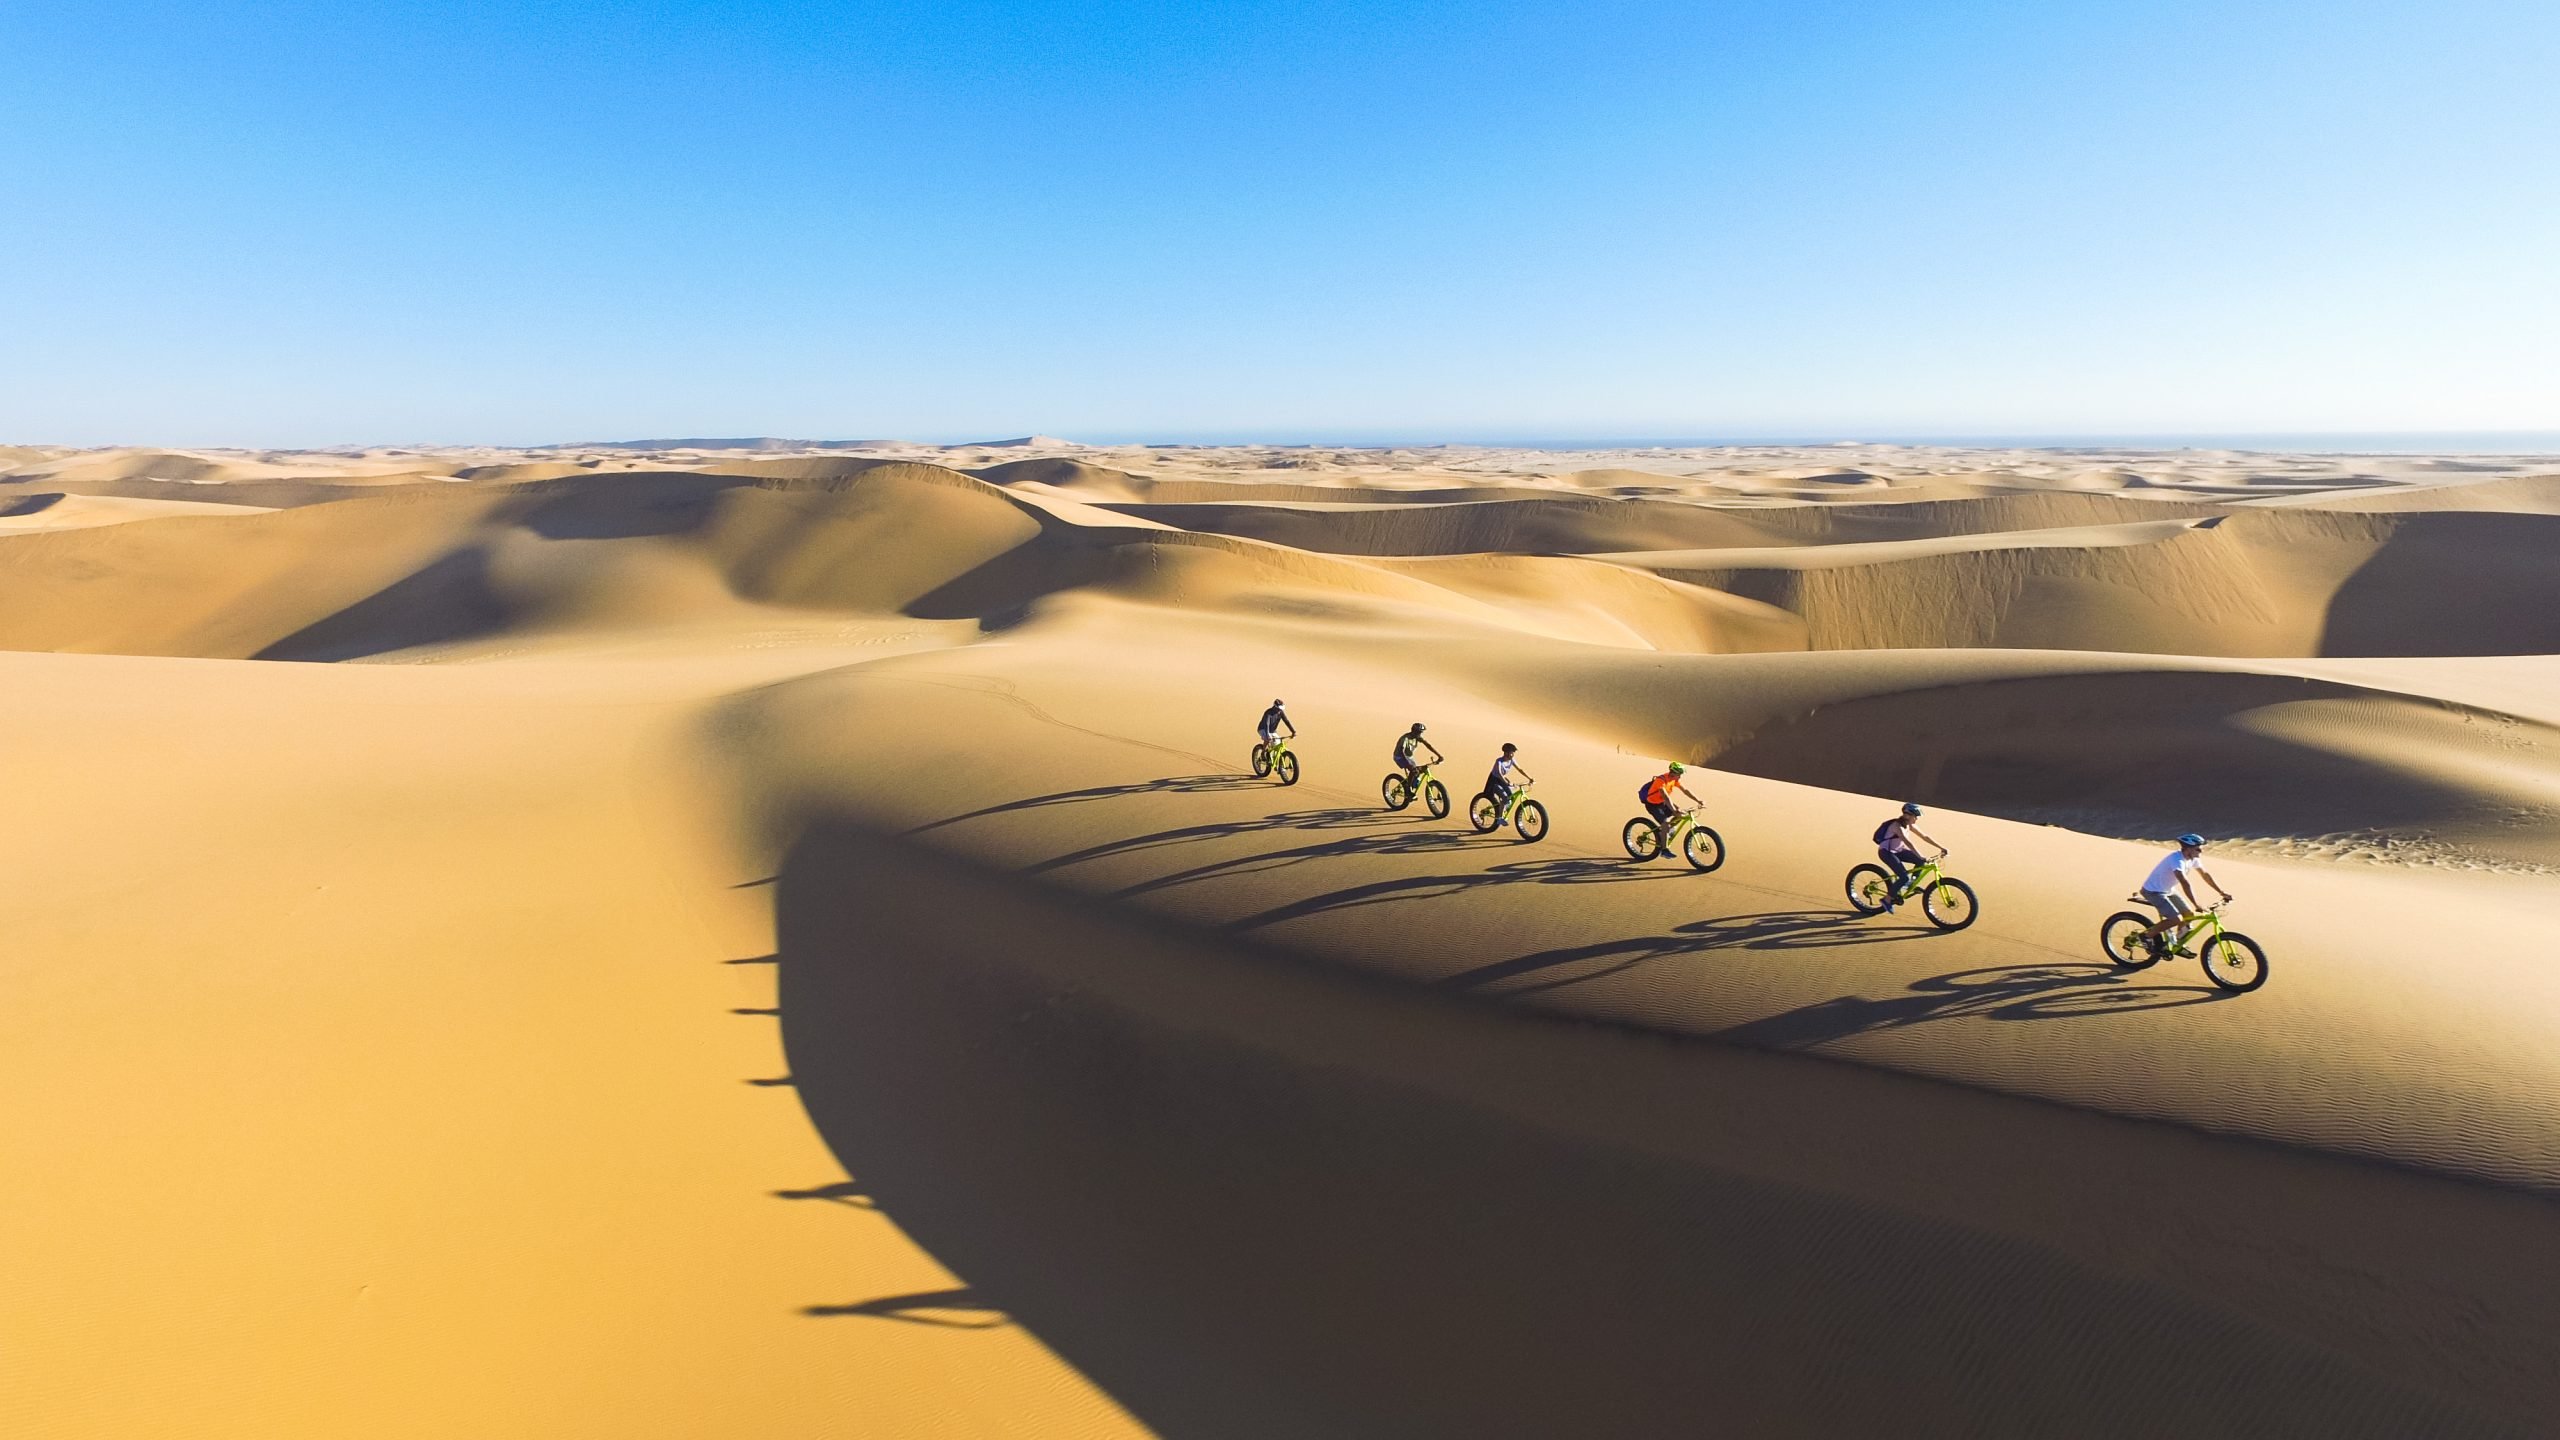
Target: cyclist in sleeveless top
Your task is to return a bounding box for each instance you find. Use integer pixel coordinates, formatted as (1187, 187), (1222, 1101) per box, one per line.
(1393, 722), (1442, 783)
(1873, 803), (1945, 909)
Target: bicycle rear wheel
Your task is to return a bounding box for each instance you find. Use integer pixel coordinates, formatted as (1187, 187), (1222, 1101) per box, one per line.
(2200, 932), (2269, 992)
(1423, 780), (1450, 819)
(1922, 878), (1979, 931)
(1250, 743), (1272, 777)
(1514, 800), (1548, 843)
(1682, 825), (1725, 872)
(1621, 817), (1662, 861)
(1845, 864), (1893, 915)
(2101, 911), (2162, 969)
(1381, 774), (1411, 810)
(1275, 751), (1300, 786)
(1468, 794), (1499, 832)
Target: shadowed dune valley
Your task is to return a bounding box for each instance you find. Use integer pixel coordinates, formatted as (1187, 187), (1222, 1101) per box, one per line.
(9, 436), (2560, 1439)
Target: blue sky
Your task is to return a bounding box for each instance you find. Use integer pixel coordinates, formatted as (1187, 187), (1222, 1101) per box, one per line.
(3, 0), (2555, 446)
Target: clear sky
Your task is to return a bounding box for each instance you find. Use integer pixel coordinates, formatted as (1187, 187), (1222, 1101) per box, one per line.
(4, 0), (2555, 447)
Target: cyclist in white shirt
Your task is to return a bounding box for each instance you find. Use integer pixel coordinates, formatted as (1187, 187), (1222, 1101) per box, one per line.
(1483, 743), (1532, 827)
(2134, 833), (2233, 955)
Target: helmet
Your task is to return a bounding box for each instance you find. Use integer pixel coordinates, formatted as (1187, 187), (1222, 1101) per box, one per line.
(1902, 802), (1922, 816)
(1272, 699), (1285, 707)
(1501, 742), (1517, 754)
(2178, 833), (2206, 848)
(1668, 762), (1686, 774)
(1409, 722), (1425, 733)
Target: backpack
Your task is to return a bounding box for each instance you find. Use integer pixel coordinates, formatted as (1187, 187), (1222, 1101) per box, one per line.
(1872, 819), (1901, 846)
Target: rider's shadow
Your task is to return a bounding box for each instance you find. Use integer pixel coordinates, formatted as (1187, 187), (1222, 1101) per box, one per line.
(1437, 909), (1918, 995)
(1714, 963), (2230, 1050)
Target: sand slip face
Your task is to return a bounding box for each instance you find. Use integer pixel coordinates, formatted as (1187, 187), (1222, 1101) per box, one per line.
(5, 440), (2560, 1436)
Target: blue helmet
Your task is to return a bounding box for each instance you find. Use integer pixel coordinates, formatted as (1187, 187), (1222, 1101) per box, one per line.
(1902, 802), (1922, 816)
(2177, 833), (2206, 848)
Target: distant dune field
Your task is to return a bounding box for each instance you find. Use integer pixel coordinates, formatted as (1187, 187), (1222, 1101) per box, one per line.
(4, 438), (2558, 1438)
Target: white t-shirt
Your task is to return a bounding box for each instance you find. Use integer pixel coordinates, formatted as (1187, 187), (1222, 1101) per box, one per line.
(2142, 850), (2195, 894)
(1491, 756), (1519, 781)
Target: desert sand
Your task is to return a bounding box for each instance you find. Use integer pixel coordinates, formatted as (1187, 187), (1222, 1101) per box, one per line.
(4, 437), (2559, 1437)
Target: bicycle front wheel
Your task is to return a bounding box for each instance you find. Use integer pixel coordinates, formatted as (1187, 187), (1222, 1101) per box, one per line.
(1275, 751), (1300, 786)
(1922, 878), (1979, 931)
(1845, 865), (1892, 915)
(1514, 800), (1549, 843)
(2200, 932), (2269, 992)
(1682, 825), (1725, 873)
(1381, 774), (1411, 810)
(2101, 911), (2161, 969)
(1621, 817), (1662, 861)
(1468, 794), (1499, 832)
(1250, 743), (1272, 777)
(1423, 780), (1450, 819)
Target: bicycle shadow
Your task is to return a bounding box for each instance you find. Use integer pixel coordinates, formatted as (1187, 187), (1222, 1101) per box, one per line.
(1438, 909), (1930, 995)
(1227, 853), (1698, 933)
(904, 773), (1265, 836)
(1715, 962), (2231, 1050)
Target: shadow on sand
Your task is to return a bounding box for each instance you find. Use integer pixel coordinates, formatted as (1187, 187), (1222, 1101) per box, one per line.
(767, 820), (2500, 1439)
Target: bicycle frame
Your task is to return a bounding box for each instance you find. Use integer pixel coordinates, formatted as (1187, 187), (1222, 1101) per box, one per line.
(1889, 856), (1944, 899)
(2151, 905), (2227, 952)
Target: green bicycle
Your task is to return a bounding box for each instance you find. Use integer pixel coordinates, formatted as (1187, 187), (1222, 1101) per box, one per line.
(1621, 806), (1725, 871)
(1468, 780), (1549, 842)
(1381, 765), (1452, 819)
(1249, 736), (1302, 786)
(2100, 901), (2267, 993)
(1845, 853), (1978, 931)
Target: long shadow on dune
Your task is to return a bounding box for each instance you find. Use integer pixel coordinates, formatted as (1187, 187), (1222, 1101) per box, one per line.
(773, 823), (2509, 1439)
(1228, 851), (1696, 932)
(1715, 962), (2230, 1050)
(904, 774), (1266, 836)
(1437, 909), (1931, 995)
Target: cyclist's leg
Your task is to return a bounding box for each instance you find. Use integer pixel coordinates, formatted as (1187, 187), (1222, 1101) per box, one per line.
(2138, 889), (2189, 944)
(1644, 797), (1676, 834)
(1488, 780), (1513, 823)
(1879, 846), (1917, 905)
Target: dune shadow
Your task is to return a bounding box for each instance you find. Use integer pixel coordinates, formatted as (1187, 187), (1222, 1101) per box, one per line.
(1230, 852), (1697, 932)
(904, 774), (1265, 836)
(1437, 909), (1930, 994)
(769, 823), (2492, 1438)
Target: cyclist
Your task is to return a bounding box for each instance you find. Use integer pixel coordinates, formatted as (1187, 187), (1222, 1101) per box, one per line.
(1484, 743), (1533, 827)
(1638, 762), (1702, 837)
(1873, 802), (1947, 909)
(1256, 698), (1295, 751)
(1393, 722), (1442, 785)
(2134, 834), (2233, 954)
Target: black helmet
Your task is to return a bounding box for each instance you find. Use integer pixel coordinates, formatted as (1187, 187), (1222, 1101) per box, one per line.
(1409, 721), (1425, 733)
(1902, 802), (1922, 816)
(1272, 698), (1285, 707)
(1500, 742), (1517, 754)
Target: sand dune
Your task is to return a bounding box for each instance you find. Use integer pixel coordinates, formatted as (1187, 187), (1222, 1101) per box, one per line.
(5, 439), (2559, 1437)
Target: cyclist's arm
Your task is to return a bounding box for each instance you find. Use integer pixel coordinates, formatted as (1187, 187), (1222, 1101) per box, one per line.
(1913, 827), (1944, 853)
(2177, 872), (2202, 907)
(1283, 717), (1297, 737)
(1424, 742), (1443, 763)
(2198, 865), (2232, 901)
(1678, 783), (1701, 807)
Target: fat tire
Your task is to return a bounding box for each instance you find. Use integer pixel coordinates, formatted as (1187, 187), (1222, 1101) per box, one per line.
(1423, 780), (1450, 819)
(1382, 774), (1411, 810)
(1275, 751), (1301, 786)
(1250, 743), (1272, 778)
(1622, 817), (1663, 861)
(2101, 911), (2162, 969)
(1922, 877), (1979, 931)
(2200, 932), (2269, 993)
(1845, 864), (1893, 915)
(1468, 794), (1499, 833)
(1683, 825), (1725, 872)
(1514, 800), (1549, 843)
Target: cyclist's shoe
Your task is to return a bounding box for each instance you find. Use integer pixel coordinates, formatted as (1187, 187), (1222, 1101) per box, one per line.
(2170, 946), (2198, 959)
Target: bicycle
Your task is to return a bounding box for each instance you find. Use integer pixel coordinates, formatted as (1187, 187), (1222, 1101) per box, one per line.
(1381, 764), (1452, 819)
(2099, 901), (2267, 992)
(1620, 805), (1725, 871)
(1249, 736), (1301, 786)
(1467, 780), (1549, 842)
(1844, 853), (1979, 931)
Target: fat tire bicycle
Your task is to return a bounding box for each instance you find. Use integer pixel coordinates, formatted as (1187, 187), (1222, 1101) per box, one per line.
(1381, 765), (1452, 819)
(1249, 736), (1301, 786)
(1468, 781), (1548, 842)
(2099, 901), (2267, 993)
(1620, 806), (1726, 871)
(1844, 853), (1979, 931)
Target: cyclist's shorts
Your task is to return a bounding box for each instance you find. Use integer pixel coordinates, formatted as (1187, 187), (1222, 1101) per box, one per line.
(1879, 845), (1922, 864)
(2140, 888), (2192, 921)
(1643, 797), (1677, 822)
